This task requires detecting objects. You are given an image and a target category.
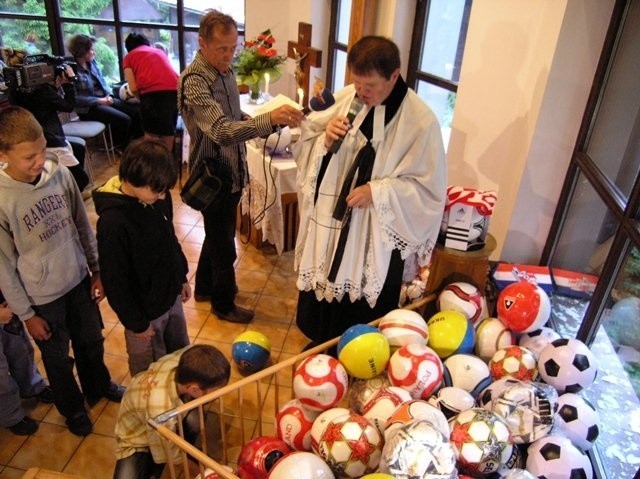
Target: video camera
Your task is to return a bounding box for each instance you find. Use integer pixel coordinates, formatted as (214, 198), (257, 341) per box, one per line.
(3, 54), (77, 94)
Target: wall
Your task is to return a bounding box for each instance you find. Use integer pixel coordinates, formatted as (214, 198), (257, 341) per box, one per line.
(245, 0), (615, 264)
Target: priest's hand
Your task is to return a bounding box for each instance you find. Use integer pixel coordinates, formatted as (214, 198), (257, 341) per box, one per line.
(346, 184), (372, 208)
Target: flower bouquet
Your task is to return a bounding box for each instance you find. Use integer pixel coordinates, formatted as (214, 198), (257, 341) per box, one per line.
(233, 28), (286, 103)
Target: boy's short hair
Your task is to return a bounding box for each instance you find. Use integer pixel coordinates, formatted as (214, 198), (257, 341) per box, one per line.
(347, 36), (401, 80)
(125, 33), (151, 53)
(119, 138), (178, 193)
(0, 106), (44, 153)
(175, 345), (230, 390)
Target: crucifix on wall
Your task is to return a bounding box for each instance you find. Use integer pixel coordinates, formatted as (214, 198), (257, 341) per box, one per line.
(287, 22), (322, 107)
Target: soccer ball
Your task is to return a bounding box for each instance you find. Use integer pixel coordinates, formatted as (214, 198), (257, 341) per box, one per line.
(438, 281), (487, 324)
(337, 324), (390, 379)
(193, 466), (235, 479)
(477, 377), (523, 409)
(118, 82), (139, 103)
(501, 468), (536, 479)
(443, 353), (492, 398)
(317, 412), (383, 478)
(348, 374), (391, 414)
(474, 316), (516, 362)
(379, 420), (457, 478)
(293, 354), (349, 411)
(384, 399), (450, 442)
(387, 343), (443, 399)
(497, 281), (551, 333)
(427, 386), (476, 419)
(427, 310), (476, 358)
(488, 380), (558, 444)
(378, 309), (429, 353)
(518, 326), (562, 359)
(268, 451), (335, 479)
(538, 338), (598, 393)
(309, 407), (350, 454)
(232, 330), (271, 374)
(276, 399), (320, 451)
(526, 435), (593, 479)
(361, 386), (412, 434)
(236, 436), (291, 479)
(449, 407), (514, 475)
(555, 392), (600, 451)
(489, 345), (539, 382)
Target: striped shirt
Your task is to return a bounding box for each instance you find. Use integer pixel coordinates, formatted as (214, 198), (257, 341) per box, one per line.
(178, 51), (273, 193)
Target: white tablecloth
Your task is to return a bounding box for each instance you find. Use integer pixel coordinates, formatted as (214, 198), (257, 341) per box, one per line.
(242, 141), (297, 254)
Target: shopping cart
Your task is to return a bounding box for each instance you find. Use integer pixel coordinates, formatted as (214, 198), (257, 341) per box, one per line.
(149, 294), (435, 479)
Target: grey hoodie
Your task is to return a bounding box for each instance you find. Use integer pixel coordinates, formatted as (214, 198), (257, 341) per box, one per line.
(0, 155), (99, 321)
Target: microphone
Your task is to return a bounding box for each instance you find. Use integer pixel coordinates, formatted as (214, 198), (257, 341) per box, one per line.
(329, 96), (364, 154)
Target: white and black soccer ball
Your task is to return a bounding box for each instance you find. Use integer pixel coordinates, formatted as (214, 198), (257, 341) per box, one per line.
(554, 392), (600, 452)
(477, 377), (523, 410)
(118, 82), (139, 103)
(519, 327), (562, 360)
(538, 338), (598, 394)
(427, 386), (476, 419)
(526, 434), (593, 479)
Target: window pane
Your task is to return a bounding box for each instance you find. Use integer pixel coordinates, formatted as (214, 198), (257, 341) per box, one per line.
(121, 27), (180, 73)
(416, 80), (455, 130)
(420, 0), (468, 82)
(585, 0), (640, 199)
(337, 0), (352, 45)
(332, 49), (347, 92)
(63, 23), (120, 85)
(182, 1), (245, 28)
(118, 0), (174, 24)
(0, 0), (45, 14)
(0, 18), (50, 53)
(61, 1), (114, 20)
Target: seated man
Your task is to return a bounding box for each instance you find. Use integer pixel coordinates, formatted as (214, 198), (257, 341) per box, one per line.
(113, 344), (230, 479)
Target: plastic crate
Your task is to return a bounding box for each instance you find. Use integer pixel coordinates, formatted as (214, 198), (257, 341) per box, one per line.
(148, 294), (435, 479)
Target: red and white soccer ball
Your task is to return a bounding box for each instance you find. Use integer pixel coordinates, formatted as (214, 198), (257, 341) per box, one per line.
(361, 386), (412, 434)
(526, 435), (593, 479)
(474, 316), (516, 362)
(276, 398), (320, 451)
(293, 354), (349, 411)
(317, 412), (383, 478)
(489, 345), (539, 382)
(384, 399), (450, 442)
(427, 386), (476, 420)
(497, 281), (551, 333)
(443, 353), (492, 398)
(538, 338), (598, 394)
(268, 451), (336, 479)
(309, 407), (350, 454)
(438, 281), (487, 324)
(387, 343), (443, 399)
(379, 419), (457, 478)
(555, 392), (600, 451)
(348, 374), (391, 414)
(450, 408), (514, 475)
(236, 436), (291, 479)
(518, 326), (562, 359)
(378, 309), (429, 352)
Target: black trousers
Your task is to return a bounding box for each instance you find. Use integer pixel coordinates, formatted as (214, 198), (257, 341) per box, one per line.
(79, 99), (143, 148)
(296, 249), (405, 343)
(32, 275), (111, 418)
(195, 191), (241, 313)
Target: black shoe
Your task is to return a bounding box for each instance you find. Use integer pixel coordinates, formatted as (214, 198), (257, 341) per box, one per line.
(8, 416), (38, 436)
(36, 386), (55, 404)
(213, 306), (254, 324)
(86, 381), (126, 407)
(194, 293), (211, 302)
(66, 411), (92, 436)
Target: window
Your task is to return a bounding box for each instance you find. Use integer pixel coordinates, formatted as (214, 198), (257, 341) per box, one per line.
(542, 1), (640, 477)
(408, 0), (472, 135)
(326, 0), (351, 92)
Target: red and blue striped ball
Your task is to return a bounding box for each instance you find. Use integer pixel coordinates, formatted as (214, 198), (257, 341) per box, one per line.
(337, 324), (390, 379)
(232, 331), (271, 375)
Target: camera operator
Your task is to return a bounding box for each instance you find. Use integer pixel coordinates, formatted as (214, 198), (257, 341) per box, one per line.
(4, 50), (90, 193)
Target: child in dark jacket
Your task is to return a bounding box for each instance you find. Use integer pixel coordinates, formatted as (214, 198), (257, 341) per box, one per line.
(93, 138), (191, 375)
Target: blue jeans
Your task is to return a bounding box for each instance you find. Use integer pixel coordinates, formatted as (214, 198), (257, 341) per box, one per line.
(0, 321), (47, 427)
(124, 295), (189, 376)
(32, 275), (111, 418)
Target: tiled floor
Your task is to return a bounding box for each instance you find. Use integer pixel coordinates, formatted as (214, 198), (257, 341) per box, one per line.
(0, 151), (310, 478)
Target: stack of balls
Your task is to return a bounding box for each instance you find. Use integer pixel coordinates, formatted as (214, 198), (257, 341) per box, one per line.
(228, 279), (601, 479)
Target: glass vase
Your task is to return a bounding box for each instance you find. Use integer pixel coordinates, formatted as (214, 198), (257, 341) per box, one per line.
(247, 82), (265, 105)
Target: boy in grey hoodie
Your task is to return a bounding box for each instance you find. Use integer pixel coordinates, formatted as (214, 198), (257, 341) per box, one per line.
(0, 106), (124, 436)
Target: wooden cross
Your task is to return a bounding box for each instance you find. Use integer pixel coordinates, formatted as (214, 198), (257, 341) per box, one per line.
(287, 22), (322, 107)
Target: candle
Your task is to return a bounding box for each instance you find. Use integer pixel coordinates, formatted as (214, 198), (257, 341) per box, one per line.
(264, 72), (270, 97)
(297, 87), (304, 107)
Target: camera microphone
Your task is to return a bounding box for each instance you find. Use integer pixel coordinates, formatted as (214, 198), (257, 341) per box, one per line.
(301, 88), (336, 115)
(329, 95), (364, 155)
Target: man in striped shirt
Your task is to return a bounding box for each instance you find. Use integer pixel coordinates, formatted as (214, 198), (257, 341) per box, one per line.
(178, 9), (304, 324)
